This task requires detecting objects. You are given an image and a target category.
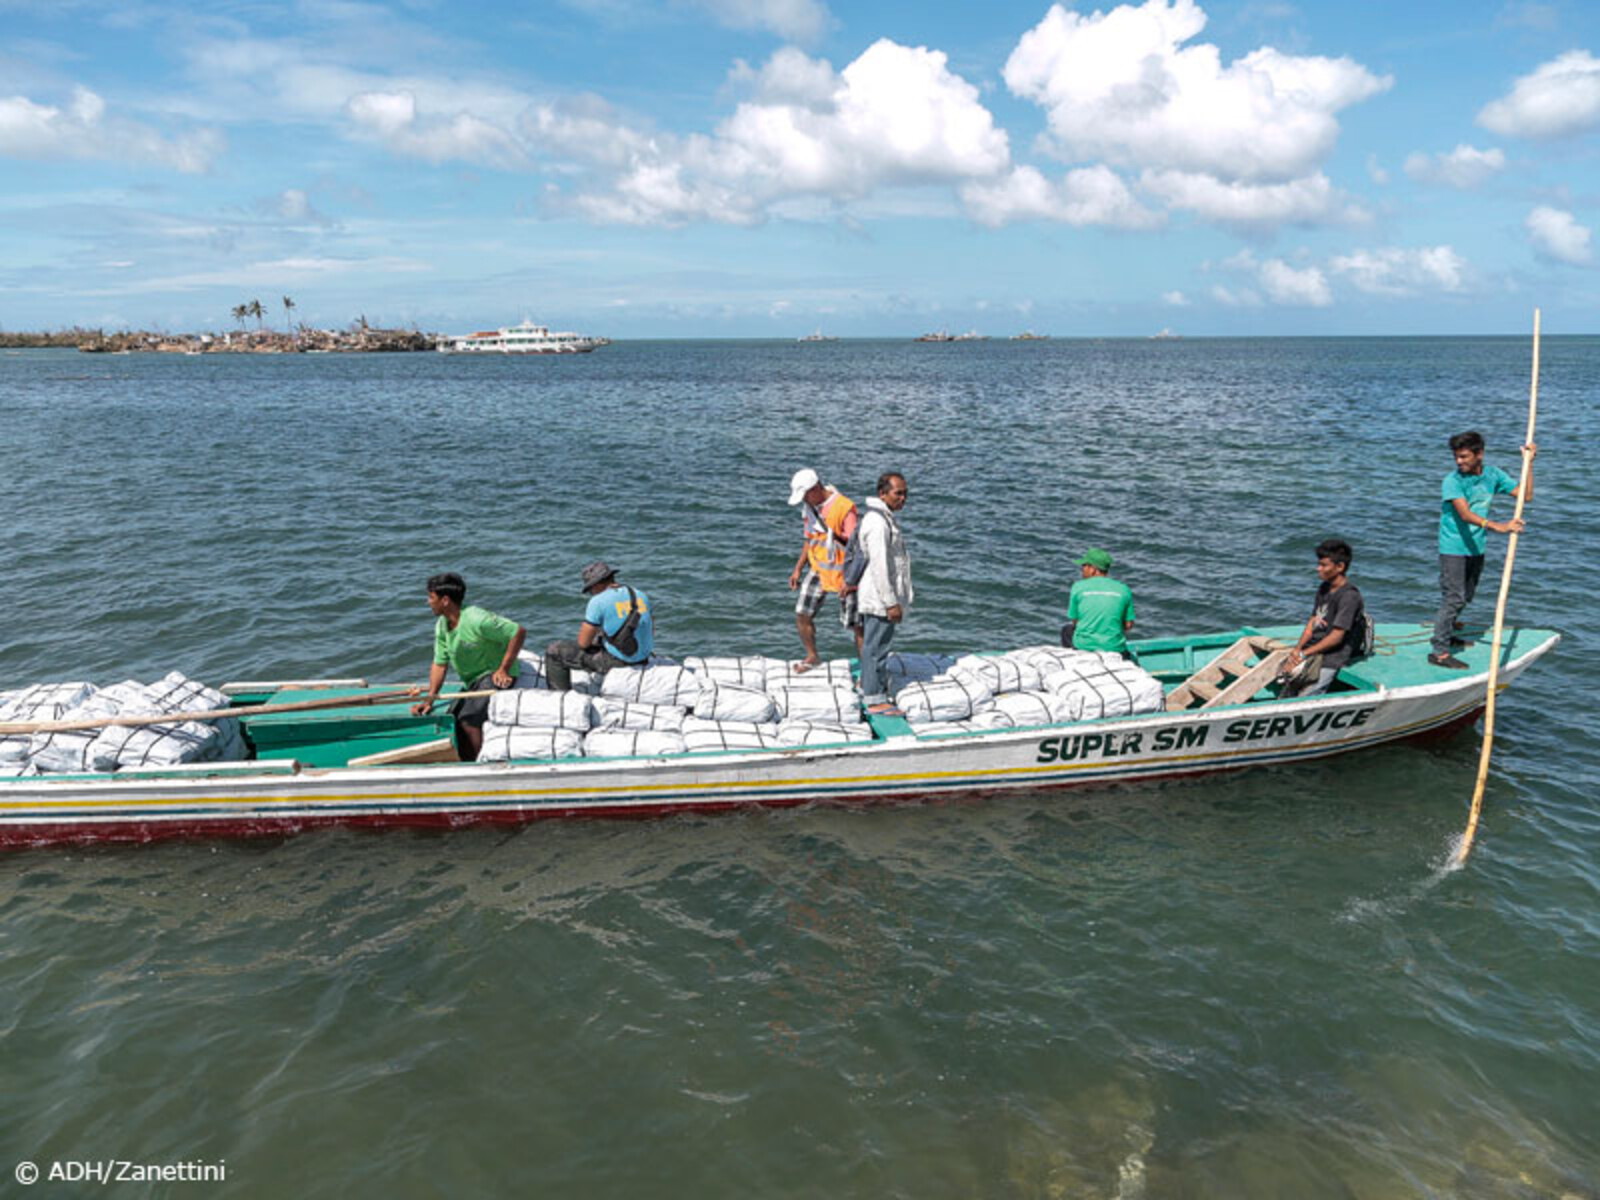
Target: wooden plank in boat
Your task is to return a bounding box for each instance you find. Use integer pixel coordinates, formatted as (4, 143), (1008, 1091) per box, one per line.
(347, 738), (459, 767)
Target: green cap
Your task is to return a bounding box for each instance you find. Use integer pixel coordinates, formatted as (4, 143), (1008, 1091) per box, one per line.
(1076, 547), (1114, 571)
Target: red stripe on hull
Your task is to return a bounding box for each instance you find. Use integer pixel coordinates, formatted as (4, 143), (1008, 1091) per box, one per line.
(0, 757), (1288, 849)
(0, 712), (1484, 851)
(1400, 705), (1483, 744)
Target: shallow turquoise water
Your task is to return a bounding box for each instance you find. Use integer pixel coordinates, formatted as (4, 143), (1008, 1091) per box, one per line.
(1, 339), (1595, 1196)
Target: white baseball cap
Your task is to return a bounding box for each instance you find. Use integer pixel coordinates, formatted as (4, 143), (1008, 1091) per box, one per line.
(787, 467), (820, 506)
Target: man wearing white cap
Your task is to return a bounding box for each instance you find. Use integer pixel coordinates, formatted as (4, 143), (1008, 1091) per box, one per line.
(786, 467), (861, 672)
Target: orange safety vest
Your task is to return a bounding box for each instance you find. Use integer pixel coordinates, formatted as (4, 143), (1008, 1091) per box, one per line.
(803, 490), (857, 591)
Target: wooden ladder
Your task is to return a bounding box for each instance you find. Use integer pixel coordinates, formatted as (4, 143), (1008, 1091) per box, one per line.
(1165, 636), (1292, 711)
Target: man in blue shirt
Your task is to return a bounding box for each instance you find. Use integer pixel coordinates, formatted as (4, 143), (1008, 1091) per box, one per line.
(545, 561), (655, 691)
(1430, 431), (1535, 668)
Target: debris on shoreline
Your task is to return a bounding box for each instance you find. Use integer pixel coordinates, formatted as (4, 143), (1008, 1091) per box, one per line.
(1, 325), (438, 354)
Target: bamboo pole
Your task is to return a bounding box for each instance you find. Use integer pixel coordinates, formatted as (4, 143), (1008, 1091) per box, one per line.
(0, 688), (497, 737)
(1453, 309), (1540, 866)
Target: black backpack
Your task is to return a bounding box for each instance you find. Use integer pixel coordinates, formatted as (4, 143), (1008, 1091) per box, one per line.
(607, 587), (643, 657)
(1349, 608), (1376, 659)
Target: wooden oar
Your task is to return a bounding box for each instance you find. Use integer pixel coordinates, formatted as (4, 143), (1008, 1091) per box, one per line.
(0, 688), (497, 737)
(1453, 309), (1540, 867)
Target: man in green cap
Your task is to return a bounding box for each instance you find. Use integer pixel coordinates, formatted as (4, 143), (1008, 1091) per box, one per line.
(1062, 548), (1136, 657)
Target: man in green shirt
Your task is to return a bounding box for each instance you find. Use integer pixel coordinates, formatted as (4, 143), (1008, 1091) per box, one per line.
(411, 572), (526, 761)
(1062, 548), (1136, 656)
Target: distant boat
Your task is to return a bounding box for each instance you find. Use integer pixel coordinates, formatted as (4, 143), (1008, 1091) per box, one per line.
(914, 331), (954, 342)
(797, 330), (837, 342)
(1011, 331), (1049, 341)
(952, 330), (989, 341)
(437, 319), (609, 354)
(1150, 328), (1181, 340)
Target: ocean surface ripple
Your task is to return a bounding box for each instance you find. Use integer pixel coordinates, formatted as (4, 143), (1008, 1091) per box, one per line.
(1, 338), (1595, 1197)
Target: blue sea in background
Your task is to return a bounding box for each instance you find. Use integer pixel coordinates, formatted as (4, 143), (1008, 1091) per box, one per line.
(0, 337), (1596, 1196)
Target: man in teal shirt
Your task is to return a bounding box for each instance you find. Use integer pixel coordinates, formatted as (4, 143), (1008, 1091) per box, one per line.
(411, 572), (526, 760)
(1430, 431), (1535, 668)
(1063, 548), (1136, 656)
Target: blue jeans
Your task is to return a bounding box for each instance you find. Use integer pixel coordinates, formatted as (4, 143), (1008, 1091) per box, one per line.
(859, 614), (898, 703)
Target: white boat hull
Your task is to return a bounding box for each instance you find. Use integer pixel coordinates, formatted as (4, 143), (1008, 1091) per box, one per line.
(0, 635), (1557, 848)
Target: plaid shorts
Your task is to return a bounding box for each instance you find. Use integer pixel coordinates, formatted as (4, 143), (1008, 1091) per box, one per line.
(795, 568), (860, 627)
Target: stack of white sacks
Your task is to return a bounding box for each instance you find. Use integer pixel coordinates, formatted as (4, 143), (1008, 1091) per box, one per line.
(896, 646), (1165, 736)
(475, 650), (870, 762)
(0, 672), (244, 776)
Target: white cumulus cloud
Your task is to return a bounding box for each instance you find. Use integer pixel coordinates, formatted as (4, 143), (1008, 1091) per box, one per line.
(0, 84), (221, 172)
(960, 164), (1162, 228)
(1329, 246), (1468, 295)
(575, 40), (1010, 225)
(1404, 144), (1506, 189)
(1211, 284), (1261, 307)
(1162, 290), (1189, 306)
(1258, 258), (1331, 306)
(346, 89), (527, 167)
(1140, 169), (1367, 230)
(1003, 0), (1390, 182)
(1479, 50), (1600, 139)
(1526, 206), (1592, 264)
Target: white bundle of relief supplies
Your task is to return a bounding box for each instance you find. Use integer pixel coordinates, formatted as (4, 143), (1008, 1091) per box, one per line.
(767, 658), (855, 688)
(1, 682), (96, 768)
(513, 650), (550, 689)
(85, 672), (243, 771)
(682, 655), (772, 689)
(581, 728), (688, 758)
(767, 684), (863, 725)
(681, 716), (783, 752)
(477, 725), (584, 762)
(599, 663), (700, 707)
(18, 673), (242, 774)
(486, 689), (593, 732)
(885, 651), (957, 689)
(894, 673), (996, 724)
(988, 690), (1073, 727)
(24, 683), (145, 774)
(588, 699), (688, 732)
(912, 716), (1019, 738)
(1004, 645), (1093, 676)
(950, 654), (1044, 695)
(514, 650), (601, 695)
(1035, 653), (1165, 721)
(775, 720), (875, 747)
(692, 681), (778, 724)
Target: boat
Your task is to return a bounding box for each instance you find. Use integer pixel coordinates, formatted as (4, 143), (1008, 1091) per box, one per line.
(0, 625), (1557, 848)
(436, 320), (609, 354)
(797, 330), (837, 342)
(915, 331), (954, 342)
(952, 330), (989, 341)
(1011, 331), (1050, 341)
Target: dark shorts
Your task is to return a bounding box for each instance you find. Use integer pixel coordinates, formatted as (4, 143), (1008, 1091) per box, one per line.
(451, 673), (512, 730)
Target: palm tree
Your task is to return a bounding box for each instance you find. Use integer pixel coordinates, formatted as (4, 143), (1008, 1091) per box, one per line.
(248, 299), (266, 330)
(231, 304), (248, 329)
(282, 295), (296, 334)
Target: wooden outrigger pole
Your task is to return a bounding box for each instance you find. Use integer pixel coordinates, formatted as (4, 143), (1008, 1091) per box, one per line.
(1453, 309), (1541, 867)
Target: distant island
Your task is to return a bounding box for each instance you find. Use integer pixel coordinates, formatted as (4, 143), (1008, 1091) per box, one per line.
(0, 295), (442, 353)
(0, 321), (435, 354)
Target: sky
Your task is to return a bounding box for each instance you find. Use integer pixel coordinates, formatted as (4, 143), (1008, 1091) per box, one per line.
(1, 0), (1596, 337)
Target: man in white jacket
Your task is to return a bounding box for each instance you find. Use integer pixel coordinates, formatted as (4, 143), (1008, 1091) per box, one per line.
(854, 472), (913, 714)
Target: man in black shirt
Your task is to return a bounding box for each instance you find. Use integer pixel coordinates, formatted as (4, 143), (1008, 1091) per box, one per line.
(1281, 538), (1365, 697)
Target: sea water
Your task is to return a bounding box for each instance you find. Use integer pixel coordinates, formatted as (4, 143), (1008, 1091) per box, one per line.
(1, 338), (1595, 1196)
